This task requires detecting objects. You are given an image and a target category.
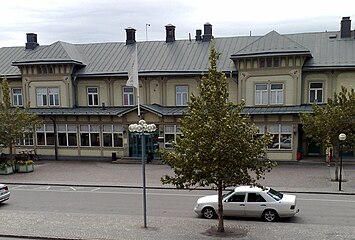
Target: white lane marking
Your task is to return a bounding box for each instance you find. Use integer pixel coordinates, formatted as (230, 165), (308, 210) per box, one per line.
(298, 198), (355, 203)
(70, 187), (77, 191)
(91, 188), (101, 192)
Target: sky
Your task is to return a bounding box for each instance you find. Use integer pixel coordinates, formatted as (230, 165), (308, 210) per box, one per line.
(1, 0), (354, 47)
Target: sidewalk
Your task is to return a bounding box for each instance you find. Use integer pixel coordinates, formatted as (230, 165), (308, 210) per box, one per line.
(1, 159), (355, 194)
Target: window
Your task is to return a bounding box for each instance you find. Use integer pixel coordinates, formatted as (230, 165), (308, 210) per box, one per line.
(36, 124), (55, 146)
(268, 124), (292, 150)
(227, 193), (246, 203)
(103, 124), (123, 147)
(176, 86), (188, 106)
(123, 87), (134, 106)
(164, 125), (182, 148)
(87, 87), (99, 106)
(16, 132), (34, 146)
(12, 88), (23, 106)
(309, 82), (323, 103)
(58, 124), (77, 146)
(36, 87), (60, 106)
(255, 83), (284, 105)
(247, 193), (266, 202)
(80, 125), (100, 147)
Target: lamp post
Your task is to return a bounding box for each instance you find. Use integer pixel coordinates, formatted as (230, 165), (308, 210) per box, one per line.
(338, 133), (346, 191)
(128, 119), (156, 228)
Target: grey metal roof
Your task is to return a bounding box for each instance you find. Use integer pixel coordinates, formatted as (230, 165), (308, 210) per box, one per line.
(12, 41), (86, 66)
(241, 105), (314, 115)
(1, 29), (355, 77)
(231, 31), (311, 58)
(26, 104), (313, 117)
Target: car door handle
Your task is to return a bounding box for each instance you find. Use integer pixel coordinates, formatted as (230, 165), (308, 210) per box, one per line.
(240, 204), (245, 206)
(261, 204), (266, 206)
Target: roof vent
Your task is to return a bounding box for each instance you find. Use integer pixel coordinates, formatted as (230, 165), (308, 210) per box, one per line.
(195, 29), (202, 41)
(202, 23), (213, 42)
(25, 33), (39, 50)
(165, 24), (175, 43)
(340, 17), (351, 38)
(125, 27), (136, 45)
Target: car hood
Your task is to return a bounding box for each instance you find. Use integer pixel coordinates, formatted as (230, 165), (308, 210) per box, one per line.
(197, 195), (218, 204)
(280, 194), (296, 204)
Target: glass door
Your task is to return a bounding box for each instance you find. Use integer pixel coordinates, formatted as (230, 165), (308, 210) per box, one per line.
(129, 130), (158, 158)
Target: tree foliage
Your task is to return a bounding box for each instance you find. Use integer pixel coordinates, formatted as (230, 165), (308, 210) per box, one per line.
(0, 77), (40, 154)
(300, 86), (355, 180)
(160, 42), (275, 232)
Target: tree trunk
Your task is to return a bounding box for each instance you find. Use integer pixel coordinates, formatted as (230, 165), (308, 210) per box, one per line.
(217, 180), (224, 232)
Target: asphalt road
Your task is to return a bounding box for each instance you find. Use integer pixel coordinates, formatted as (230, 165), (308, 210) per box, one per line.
(2, 185), (355, 227)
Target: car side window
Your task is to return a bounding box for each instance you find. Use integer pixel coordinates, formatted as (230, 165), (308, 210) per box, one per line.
(227, 193), (246, 202)
(247, 193), (266, 202)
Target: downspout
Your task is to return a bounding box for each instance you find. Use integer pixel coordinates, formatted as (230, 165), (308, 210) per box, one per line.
(50, 117), (58, 160)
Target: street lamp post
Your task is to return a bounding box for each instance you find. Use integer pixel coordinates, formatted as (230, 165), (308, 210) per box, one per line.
(338, 133), (346, 191)
(128, 120), (156, 228)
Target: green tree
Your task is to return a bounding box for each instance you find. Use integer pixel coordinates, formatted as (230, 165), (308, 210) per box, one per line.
(0, 77), (40, 155)
(160, 43), (275, 233)
(300, 86), (355, 180)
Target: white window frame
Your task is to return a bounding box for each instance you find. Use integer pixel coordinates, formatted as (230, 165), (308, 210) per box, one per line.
(267, 124), (292, 150)
(255, 83), (284, 105)
(80, 124), (100, 147)
(57, 124), (78, 147)
(87, 87), (99, 106)
(309, 82), (323, 104)
(164, 125), (182, 148)
(103, 124), (124, 147)
(36, 87), (60, 107)
(176, 86), (188, 106)
(12, 88), (23, 106)
(36, 124), (55, 146)
(123, 87), (134, 106)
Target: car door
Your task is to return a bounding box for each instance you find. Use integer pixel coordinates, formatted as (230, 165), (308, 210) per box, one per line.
(245, 192), (268, 217)
(223, 192), (246, 217)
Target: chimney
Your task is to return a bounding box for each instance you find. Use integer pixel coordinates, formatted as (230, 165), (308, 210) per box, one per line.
(25, 33), (39, 50)
(125, 27), (136, 45)
(202, 23), (213, 42)
(165, 24), (175, 43)
(340, 17), (351, 38)
(195, 29), (202, 41)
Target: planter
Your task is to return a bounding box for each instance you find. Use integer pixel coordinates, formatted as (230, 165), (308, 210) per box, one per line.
(18, 164), (34, 173)
(0, 165), (14, 175)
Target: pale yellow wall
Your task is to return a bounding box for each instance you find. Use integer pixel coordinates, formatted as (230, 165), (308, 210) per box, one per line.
(227, 78), (238, 104)
(244, 74), (295, 107)
(27, 79), (70, 108)
(337, 72), (355, 91)
(77, 80), (109, 106)
(267, 151), (293, 161)
(165, 78), (199, 106)
(150, 79), (161, 104)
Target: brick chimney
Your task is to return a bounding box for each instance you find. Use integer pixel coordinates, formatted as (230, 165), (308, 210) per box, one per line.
(195, 29), (202, 41)
(340, 17), (351, 38)
(25, 33), (39, 50)
(202, 23), (213, 42)
(165, 24), (175, 43)
(125, 27), (136, 45)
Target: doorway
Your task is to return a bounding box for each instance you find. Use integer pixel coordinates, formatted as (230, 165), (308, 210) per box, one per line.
(129, 130), (159, 158)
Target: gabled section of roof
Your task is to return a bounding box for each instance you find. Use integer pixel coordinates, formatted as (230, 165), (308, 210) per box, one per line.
(231, 30), (311, 59)
(12, 41), (86, 66)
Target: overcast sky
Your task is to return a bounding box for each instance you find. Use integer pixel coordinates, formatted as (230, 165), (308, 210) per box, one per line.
(1, 0), (354, 47)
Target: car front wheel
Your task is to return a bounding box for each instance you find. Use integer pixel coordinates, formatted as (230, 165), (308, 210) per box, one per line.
(202, 207), (216, 219)
(262, 209), (278, 222)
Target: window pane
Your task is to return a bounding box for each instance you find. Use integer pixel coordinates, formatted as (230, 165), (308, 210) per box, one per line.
(37, 133), (45, 145)
(310, 83), (323, 88)
(68, 125), (77, 132)
(80, 133), (90, 146)
(103, 133), (112, 147)
(46, 133), (55, 145)
(58, 133), (67, 146)
(256, 84), (267, 90)
(68, 133), (77, 146)
(114, 133), (123, 147)
(103, 125), (112, 132)
(271, 84), (283, 90)
(88, 87), (98, 93)
(280, 134), (292, 149)
(164, 134), (175, 148)
(91, 133), (100, 146)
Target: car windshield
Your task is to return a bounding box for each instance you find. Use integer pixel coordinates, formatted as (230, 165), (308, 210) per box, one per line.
(267, 188), (283, 201)
(222, 191), (234, 198)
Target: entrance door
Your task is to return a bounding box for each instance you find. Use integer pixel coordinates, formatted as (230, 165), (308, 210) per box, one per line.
(129, 131), (158, 158)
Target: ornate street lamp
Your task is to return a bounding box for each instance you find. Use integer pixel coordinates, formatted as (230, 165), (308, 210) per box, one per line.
(338, 133), (346, 191)
(128, 119), (156, 228)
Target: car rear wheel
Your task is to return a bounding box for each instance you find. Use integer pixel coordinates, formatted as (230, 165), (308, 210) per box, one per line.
(262, 209), (278, 222)
(202, 207), (216, 219)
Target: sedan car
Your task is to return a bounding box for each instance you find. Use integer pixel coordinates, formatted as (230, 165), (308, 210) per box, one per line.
(0, 184), (10, 203)
(194, 185), (299, 222)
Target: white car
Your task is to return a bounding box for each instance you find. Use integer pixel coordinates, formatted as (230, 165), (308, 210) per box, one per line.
(0, 184), (10, 203)
(194, 186), (299, 222)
